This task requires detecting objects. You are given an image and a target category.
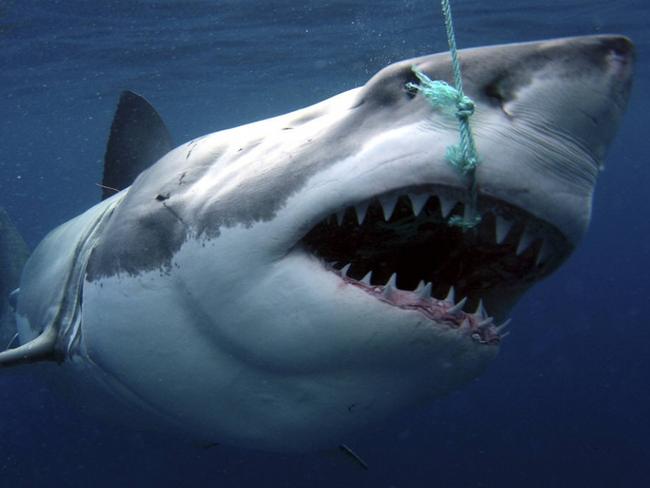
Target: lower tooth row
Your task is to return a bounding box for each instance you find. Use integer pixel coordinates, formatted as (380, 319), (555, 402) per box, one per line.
(335, 263), (510, 337)
(337, 264), (464, 305)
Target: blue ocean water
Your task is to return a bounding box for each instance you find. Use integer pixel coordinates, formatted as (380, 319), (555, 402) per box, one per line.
(1, 0), (648, 486)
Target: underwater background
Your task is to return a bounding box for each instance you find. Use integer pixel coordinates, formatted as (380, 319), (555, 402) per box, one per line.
(1, 0), (648, 486)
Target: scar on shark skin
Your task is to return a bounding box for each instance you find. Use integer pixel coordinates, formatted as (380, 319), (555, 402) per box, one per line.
(155, 193), (188, 229)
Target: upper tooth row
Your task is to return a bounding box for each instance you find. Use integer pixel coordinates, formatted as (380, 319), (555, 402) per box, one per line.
(337, 193), (460, 225)
(334, 193), (553, 264)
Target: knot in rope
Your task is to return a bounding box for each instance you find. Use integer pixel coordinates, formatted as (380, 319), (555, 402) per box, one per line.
(406, 71), (474, 120)
(455, 96), (474, 118)
(407, 67), (480, 177)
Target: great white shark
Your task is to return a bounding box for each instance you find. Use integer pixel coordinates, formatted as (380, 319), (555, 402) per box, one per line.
(0, 35), (634, 452)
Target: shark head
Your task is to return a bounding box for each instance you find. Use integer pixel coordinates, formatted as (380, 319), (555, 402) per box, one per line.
(63, 35), (633, 451)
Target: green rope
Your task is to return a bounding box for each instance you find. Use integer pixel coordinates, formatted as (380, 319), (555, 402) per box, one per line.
(405, 0), (481, 230)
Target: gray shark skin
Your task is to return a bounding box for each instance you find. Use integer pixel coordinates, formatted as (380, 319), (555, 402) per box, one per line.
(1, 35), (634, 452)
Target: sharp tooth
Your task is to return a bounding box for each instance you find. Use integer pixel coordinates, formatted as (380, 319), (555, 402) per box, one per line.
(336, 209), (346, 225)
(474, 299), (487, 318)
(383, 274), (397, 298)
(438, 195), (457, 218)
(380, 195), (399, 221)
(408, 193), (429, 216)
(535, 239), (552, 266)
(447, 297), (467, 314)
(516, 228), (535, 255)
(340, 263), (351, 277)
(417, 282), (432, 299)
(355, 201), (369, 225)
(361, 271), (373, 285)
(385, 273), (397, 288)
(444, 286), (455, 303)
(495, 318), (511, 334)
(414, 280), (425, 293)
(495, 216), (513, 244)
(477, 317), (494, 329)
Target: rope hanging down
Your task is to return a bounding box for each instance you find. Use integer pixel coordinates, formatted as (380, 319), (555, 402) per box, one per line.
(405, 0), (481, 230)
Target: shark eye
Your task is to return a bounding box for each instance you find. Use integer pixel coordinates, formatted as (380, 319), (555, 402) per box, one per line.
(404, 85), (418, 99)
(484, 81), (506, 104)
(403, 72), (420, 99)
(484, 80), (513, 117)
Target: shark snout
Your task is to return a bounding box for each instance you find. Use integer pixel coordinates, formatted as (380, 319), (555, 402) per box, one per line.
(484, 35), (634, 159)
(469, 34), (634, 101)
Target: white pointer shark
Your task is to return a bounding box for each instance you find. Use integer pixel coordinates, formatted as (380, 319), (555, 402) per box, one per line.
(0, 35), (634, 451)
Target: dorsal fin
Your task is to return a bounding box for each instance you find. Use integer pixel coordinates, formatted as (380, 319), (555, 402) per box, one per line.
(101, 90), (173, 200)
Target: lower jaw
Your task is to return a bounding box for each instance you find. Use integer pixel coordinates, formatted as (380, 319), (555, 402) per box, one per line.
(324, 260), (508, 346)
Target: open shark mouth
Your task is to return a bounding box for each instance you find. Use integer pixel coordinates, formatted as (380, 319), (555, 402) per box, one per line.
(301, 185), (573, 344)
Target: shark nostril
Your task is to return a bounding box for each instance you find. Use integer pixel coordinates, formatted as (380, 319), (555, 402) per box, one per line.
(607, 45), (634, 75)
(605, 36), (634, 60)
(595, 36), (635, 77)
